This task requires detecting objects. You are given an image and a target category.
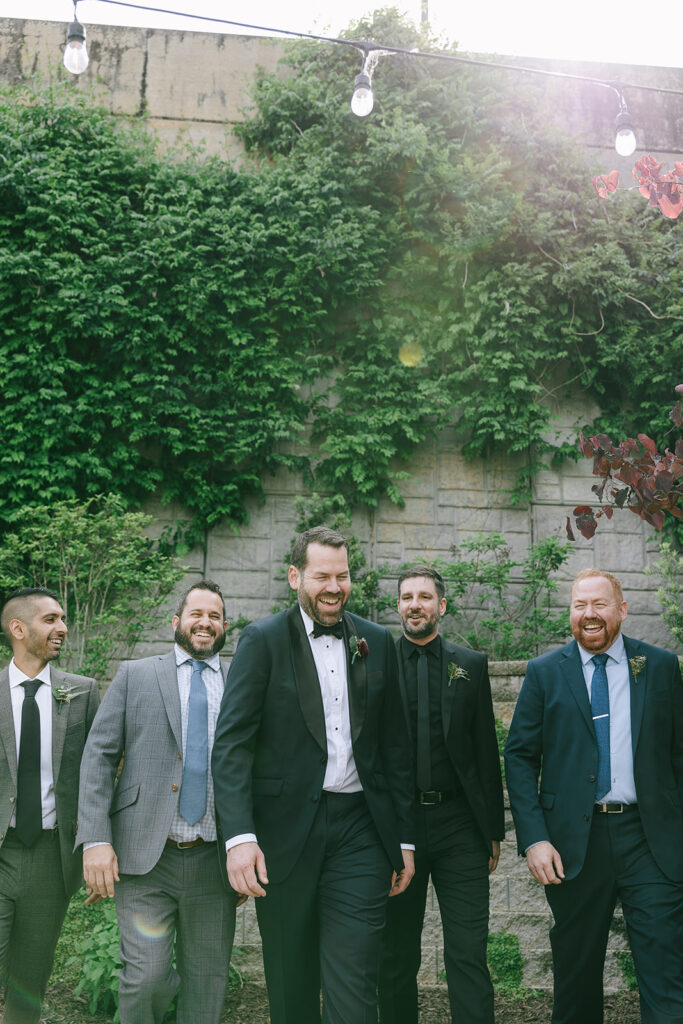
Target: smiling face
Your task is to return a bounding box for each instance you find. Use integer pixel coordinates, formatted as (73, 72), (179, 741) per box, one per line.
(570, 575), (627, 654)
(398, 575), (446, 645)
(173, 588), (227, 658)
(10, 596), (68, 674)
(288, 542), (351, 625)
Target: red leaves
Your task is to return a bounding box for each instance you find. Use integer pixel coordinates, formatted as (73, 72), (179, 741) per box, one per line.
(592, 155), (683, 219)
(568, 389), (683, 539)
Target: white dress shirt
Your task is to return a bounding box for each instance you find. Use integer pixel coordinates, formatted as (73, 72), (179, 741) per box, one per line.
(9, 659), (56, 830)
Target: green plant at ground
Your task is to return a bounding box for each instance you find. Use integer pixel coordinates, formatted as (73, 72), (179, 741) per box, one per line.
(0, 495), (183, 679)
(647, 540), (683, 646)
(495, 718), (509, 785)
(615, 949), (639, 992)
(428, 534), (570, 659)
(70, 898), (122, 1021)
(487, 931), (526, 997)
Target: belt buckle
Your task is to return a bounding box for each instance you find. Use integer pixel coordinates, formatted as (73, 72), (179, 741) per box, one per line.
(175, 838), (199, 849)
(420, 791), (441, 806)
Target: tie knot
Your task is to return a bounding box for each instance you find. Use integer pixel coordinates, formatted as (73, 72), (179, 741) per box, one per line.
(592, 654), (609, 668)
(189, 659), (207, 674)
(22, 680), (42, 700)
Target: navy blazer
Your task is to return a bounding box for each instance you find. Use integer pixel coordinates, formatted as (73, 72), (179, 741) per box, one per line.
(504, 635), (683, 882)
(212, 605), (416, 884)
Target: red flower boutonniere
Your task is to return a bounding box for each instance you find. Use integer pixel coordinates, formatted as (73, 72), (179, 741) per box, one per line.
(349, 635), (369, 664)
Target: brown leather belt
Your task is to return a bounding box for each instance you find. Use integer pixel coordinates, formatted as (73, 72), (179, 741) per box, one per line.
(166, 837), (205, 849)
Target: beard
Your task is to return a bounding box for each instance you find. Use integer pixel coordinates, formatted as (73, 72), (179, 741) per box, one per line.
(297, 585), (348, 625)
(174, 623), (226, 658)
(400, 610), (440, 641)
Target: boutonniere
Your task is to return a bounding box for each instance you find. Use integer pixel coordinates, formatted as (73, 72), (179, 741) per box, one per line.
(53, 685), (87, 714)
(349, 635), (369, 664)
(447, 662), (468, 687)
(629, 656), (647, 681)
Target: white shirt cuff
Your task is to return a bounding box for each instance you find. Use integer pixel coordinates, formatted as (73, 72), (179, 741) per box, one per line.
(225, 832), (258, 852)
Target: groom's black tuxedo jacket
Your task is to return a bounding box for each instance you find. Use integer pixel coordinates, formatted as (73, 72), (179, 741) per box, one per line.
(212, 605), (415, 884)
(505, 635), (683, 882)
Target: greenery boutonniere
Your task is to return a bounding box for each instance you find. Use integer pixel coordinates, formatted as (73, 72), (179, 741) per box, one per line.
(629, 656), (647, 681)
(53, 685), (87, 714)
(349, 635), (369, 664)
(447, 662), (468, 687)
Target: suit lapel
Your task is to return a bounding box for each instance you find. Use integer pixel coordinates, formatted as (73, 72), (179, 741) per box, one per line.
(623, 636), (646, 754)
(560, 641), (594, 735)
(394, 639), (412, 738)
(0, 668), (17, 783)
(286, 605), (327, 753)
(343, 613), (367, 744)
(440, 640), (456, 739)
(155, 653), (183, 750)
(50, 668), (68, 784)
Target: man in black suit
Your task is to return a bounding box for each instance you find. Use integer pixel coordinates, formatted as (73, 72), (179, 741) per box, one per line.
(505, 568), (683, 1024)
(378, 565), (504, 1024)
(212, 526), (415, 1024)
(0, 587), (99, 1024)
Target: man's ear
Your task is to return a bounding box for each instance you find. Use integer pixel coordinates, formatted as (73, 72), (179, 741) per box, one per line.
(8, 618), (25, 642)
(288, 565), (300, 591)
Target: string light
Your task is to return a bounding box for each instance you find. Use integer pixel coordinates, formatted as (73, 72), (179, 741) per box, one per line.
(350, 48), (392, 117)
(614, 97), (637, 157)
(63, 1), (89, 75)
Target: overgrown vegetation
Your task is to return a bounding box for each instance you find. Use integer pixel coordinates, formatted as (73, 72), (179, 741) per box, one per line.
(0, 496), (183, 679)
(1, 10), (682, 539)
(648, 540), (683, 646)
(486, 931), (527, 998)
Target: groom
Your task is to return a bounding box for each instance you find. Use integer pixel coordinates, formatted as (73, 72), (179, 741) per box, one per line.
(212, 525), (415, 1024)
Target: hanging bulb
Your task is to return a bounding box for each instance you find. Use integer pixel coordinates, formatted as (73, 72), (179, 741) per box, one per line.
(614, 108), (636, 157)
(64, 18), (89, 75)
(351, 72), (373, 117)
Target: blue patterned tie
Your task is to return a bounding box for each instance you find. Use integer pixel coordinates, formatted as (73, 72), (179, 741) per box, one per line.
(179, 659), (208, 826)
(591, 654), (611, 801)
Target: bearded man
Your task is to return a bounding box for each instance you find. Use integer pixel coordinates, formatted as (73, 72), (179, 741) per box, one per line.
(505, 569), (683, 1024)
(212, 526), (415, 1024)
(77, 581), (238, 1024)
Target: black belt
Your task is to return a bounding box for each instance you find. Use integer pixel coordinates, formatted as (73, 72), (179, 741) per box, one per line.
(594, 803), (638, 815)
(166, 837), (206, 849)
(418, 789), (454, 806)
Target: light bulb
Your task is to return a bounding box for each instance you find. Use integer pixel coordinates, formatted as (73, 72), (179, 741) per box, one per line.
(614, 109), (636, 157)
(351, 73), (373, 117)
(64, 20), (89, 75)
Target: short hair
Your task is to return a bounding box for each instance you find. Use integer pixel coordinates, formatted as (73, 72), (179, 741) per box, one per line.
(290, 526), (349, 571)
(1, 586), (60, 641)
(175, 580), (226, 619)
(397, 565), (446, 601)
(571, 569), (624, 605)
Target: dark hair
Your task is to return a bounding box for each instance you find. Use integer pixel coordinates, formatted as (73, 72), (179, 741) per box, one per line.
(1, 586), (60, 640)
(290, 526), (349, 570)
(175, 580), (226, 619)
(397, 565), (445, 601)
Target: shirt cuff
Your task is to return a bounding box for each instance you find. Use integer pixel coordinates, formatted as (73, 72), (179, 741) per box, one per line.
(400, 843), (415, 851)
(225, 832), (258, 852)
(83, 841), (110, 851)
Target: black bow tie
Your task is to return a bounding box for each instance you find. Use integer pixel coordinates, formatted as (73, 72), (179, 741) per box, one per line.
(312, 621), (344, 639)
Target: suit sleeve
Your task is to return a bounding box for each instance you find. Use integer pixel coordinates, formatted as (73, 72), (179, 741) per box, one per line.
(473, 654), (505, 842)
(378, 630), (416, 847)
(672, 656), (683, 804)
(211, 623), (271, 842)
(504, 660), (552, 855)
(76, 662), (129, 849)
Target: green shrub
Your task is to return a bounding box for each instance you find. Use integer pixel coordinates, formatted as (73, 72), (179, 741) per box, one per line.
(70, 899), (121, 1021)
(487, 931), (525, 997)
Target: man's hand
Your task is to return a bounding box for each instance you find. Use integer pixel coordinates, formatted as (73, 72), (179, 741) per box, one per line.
(526, 841), (564, 885)
(83, 844), (120, 899)
(227, 841), (269, 898)
(389, 848), (415, 897)
(489, 840), (501, 875)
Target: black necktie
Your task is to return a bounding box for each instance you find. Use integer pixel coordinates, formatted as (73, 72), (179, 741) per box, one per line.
(416, 651), (432, 792)
(312, 621), (344, 639)
(16, 679), (43, 847)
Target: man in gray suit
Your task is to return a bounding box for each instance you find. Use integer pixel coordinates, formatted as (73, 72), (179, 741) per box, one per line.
(77, 580), (237, 1024)
(0, 586), (99, 1024)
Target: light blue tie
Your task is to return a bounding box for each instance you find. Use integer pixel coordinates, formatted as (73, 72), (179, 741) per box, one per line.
(591, 654), (611, 801)
(179, 659), (208, 826)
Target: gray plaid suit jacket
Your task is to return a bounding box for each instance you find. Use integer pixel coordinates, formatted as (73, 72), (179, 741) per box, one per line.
(76, 651), (228, 875)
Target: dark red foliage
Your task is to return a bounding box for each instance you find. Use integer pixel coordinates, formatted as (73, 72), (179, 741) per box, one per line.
(592, 155), (683, 219)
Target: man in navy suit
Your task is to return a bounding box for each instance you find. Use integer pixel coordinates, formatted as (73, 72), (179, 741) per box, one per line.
(505, 568), (683, 1024)
(212, 526), (415, 1024)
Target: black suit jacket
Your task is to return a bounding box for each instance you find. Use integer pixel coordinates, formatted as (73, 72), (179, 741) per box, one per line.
(504, 635), (683, 881)
(396, 638), (504, 851)
(212, 605), (415, 884)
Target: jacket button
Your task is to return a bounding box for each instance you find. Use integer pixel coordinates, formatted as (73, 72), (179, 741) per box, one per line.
(321, 756), (327, 764)
(9, 796), (14, 804)
(171, 784), (179, 792)
(589, 775), (596, 783)
(584, 815), (590, 821)
(312, 794), (319, 803)
(177, 752), (182, 760)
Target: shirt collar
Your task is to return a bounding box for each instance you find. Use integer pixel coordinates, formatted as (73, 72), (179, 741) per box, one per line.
(8, 658), (51, 689)
(299, 605), (343, 639)
(174, 644), (220, 673)
(578, 632), (625, 668)
(402, 633), (441, 658)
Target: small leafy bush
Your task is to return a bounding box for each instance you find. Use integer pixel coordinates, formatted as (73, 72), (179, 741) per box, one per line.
(487, 931), (525, 997)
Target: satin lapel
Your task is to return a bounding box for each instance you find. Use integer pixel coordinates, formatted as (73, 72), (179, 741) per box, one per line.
(395, 640), (412, 737)
(623, 636), (646, 755)
(440, 640), (456, 739)
(155, 654), (183, 750)
(343, 614), (367, 744)
(286, 605), (327, 753)
(0, 668), (17, 783)
(559, 642), (594, 735)
(50, 668), (68, 784)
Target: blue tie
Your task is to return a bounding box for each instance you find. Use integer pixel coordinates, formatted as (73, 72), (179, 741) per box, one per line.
(179, 659), (208, 827)
(591, 654), (611, 801)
